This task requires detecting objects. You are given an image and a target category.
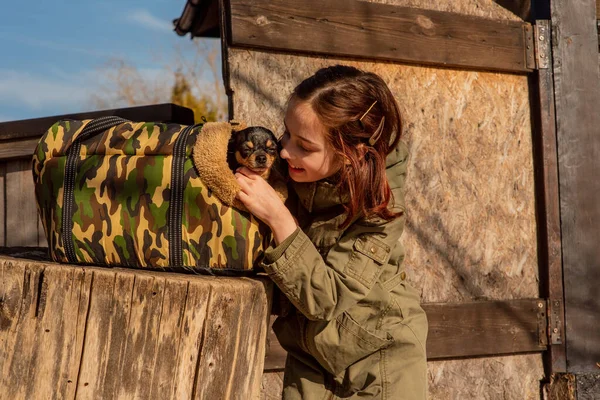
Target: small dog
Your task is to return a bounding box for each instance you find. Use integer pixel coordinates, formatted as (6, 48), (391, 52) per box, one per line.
(228, 126), (279, 179)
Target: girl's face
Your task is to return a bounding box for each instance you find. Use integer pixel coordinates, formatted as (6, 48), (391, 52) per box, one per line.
(280, 99), (341, 183)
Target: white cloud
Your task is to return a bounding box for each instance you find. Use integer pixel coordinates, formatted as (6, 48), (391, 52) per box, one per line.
(0, 69), (91, 110)
(0, 33), (117, 59)
(0, 66), (177, 114)
(127, 9), (173, 33)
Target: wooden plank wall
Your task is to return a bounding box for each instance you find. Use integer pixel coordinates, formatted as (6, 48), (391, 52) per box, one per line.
(0, 159), (46, 247)
(551, 0), (600, 373)
(0, 256), (272, 399)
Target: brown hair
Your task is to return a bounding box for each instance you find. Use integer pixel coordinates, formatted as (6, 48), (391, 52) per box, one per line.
(292, 65), (403, 227)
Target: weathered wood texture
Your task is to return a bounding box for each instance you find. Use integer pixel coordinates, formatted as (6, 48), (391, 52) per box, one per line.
(425, 299), (547, 358)
(528, 20), (566, 373)
(228, 0), (533, 73)
(551, 0), (600, 373)
(0, 256), (272, 399)
(0, 138), (42, 161)
(5, 159), (43, 247)
(575, 373), (600, 400)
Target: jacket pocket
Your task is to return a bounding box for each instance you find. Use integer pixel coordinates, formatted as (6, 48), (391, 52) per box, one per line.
(308, 311), (394, 375)
(345, 235), (391, 287)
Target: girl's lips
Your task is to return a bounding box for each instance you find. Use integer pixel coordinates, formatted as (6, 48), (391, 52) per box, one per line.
(288, 164), (304, 174)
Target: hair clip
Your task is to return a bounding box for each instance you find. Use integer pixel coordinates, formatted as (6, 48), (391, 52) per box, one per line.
(359, 100), (378, 122)
(368, 117), (385, 146)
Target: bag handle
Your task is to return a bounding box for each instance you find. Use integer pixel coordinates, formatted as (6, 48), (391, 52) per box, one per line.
(72, 116), (130, 146)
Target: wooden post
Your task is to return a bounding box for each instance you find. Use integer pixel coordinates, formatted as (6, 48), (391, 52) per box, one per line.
(551, 0), (600, 373)
(527, 18), (567, 372)
(0, 255), (272, 399)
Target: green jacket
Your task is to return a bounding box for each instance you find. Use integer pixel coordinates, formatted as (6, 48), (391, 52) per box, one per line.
(262, 142), (428, 399)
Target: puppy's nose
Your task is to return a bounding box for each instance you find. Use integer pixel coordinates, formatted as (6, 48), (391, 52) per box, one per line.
(256, 155), (267, 164)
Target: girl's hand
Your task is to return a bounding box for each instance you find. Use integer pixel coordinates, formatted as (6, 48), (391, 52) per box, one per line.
(235, 167), (297, 244)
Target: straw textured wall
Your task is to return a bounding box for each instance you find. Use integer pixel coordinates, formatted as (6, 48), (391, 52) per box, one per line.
(225, 0), (545, 398)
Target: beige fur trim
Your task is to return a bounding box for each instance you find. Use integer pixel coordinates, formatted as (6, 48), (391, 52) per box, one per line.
(192, 121), (287, 212)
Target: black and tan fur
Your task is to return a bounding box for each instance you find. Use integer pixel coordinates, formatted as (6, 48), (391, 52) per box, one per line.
(227, 127), (279, 179)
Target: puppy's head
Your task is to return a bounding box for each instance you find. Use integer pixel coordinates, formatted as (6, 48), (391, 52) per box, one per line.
(231, 127), (278, 179)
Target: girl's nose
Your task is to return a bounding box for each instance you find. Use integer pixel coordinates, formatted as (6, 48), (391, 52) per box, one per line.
(279, 146), (290, 160)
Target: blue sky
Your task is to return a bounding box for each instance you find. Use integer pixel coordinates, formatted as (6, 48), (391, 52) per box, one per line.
(0, 0), (220, 122)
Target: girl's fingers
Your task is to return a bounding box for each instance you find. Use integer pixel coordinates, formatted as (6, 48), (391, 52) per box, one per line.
(235, 173), (253, 191)
(236, 166), (259, 178)
(237, 190), (250, 203)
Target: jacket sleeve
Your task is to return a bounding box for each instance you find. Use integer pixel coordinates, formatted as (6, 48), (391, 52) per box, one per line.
(261, 215), (404, 321)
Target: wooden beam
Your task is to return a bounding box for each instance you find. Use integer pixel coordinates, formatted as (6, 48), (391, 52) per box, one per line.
(424, 299), (547, 359)
(228, 0), (534, 73)
(0, 103), (195, 142)
(551, 0), (600, 373)
(528, 20), (566, 373)
(0, 138), (40, 161)
(265, 299), (547, 370)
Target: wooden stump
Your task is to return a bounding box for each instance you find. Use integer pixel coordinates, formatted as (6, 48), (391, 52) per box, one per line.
(0, 255), (272, 399)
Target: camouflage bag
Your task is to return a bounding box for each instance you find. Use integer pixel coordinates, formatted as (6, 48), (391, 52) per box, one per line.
(32, 116), (279, 273)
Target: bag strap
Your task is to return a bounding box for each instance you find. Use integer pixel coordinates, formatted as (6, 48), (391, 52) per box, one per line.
(63, 117), (129, 264)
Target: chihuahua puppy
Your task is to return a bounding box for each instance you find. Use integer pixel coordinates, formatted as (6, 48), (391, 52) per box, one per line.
(227, 127), (279, 180)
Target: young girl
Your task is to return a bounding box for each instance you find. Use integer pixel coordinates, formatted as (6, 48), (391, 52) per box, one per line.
(235, 65), (428, 399)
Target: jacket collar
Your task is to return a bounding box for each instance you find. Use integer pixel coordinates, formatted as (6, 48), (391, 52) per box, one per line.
(292, 180), (348, 213)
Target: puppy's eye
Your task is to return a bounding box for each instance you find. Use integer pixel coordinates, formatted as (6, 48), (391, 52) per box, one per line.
(242, 148), (254, 157)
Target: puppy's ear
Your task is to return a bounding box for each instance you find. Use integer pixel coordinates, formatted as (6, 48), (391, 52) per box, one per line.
(234, 129), (247, 146)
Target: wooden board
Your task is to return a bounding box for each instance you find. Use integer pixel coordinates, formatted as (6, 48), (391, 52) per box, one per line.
(528, 20), (566, 373)
(264, 298), (547, 370)
(0, 256), (272, 399)
(0, 162), (4, 246)
(0, 103), (195, 141)
(424, 299), (547, 359)
(5, 159), (39, 247)
(228, 0), (533, 73)
(551, 0), (600, 373)
(0, 138), (40, 161)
